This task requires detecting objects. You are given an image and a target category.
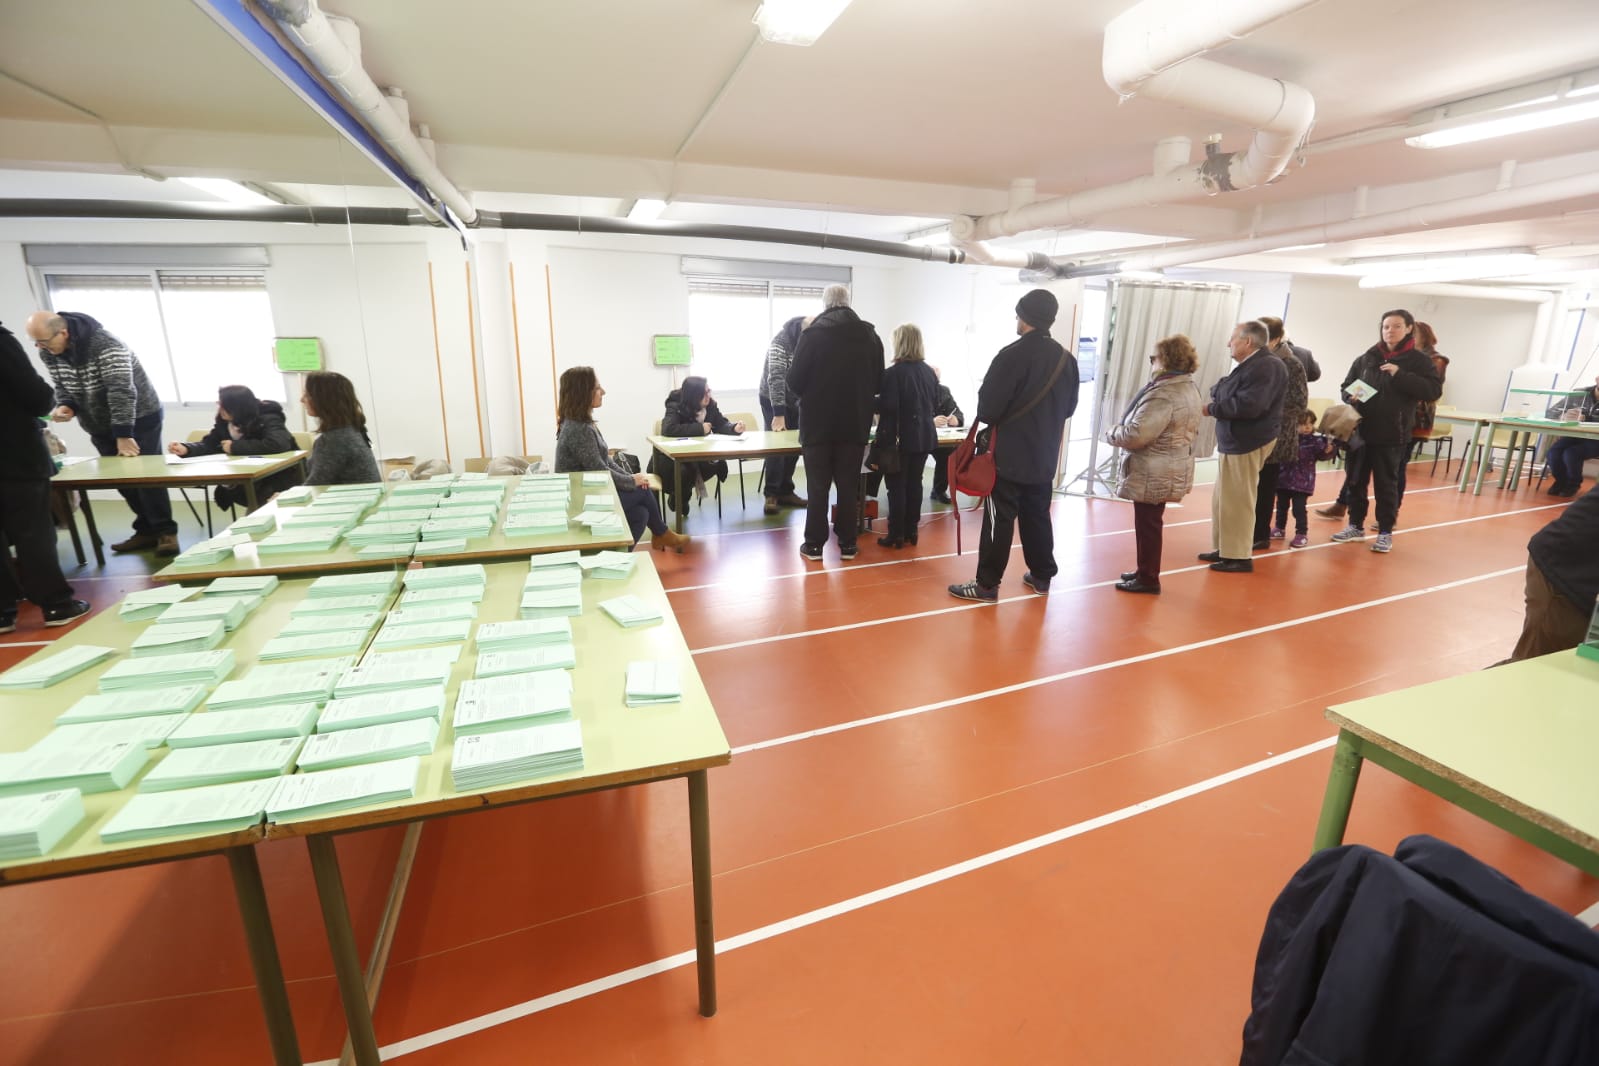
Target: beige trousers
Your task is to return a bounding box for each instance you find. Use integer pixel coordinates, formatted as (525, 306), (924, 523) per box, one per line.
(1211, 440), (1275, 559)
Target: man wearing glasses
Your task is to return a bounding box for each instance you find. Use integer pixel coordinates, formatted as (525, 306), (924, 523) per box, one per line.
(25, 310), (179, 557)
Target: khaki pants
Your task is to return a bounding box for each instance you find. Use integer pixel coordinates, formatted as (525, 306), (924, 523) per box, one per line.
(1212, 440), (1274, 560)
(1508, 559), (1591, 662)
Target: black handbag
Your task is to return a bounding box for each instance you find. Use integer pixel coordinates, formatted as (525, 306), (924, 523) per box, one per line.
(867, 442), (901, 475)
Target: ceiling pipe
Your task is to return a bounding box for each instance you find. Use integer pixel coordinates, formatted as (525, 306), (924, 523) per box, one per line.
(950, 0), (1316, 250)
(1042, 170), (1599, 277)
(259, 0), (478, 226)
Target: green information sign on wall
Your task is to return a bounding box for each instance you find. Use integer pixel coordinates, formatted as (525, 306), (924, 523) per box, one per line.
(274, 337), (324, 372)
(652, 335), (692, 367)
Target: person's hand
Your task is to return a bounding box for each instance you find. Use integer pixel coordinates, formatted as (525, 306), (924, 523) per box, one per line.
(50, 405), (74, 423)
(633, 473), (651, 488)
(167, 442), (187, 456)
(732, 421), (746, 434)
(1202, 403), (1213, 417)
(1378, 363), (1400, 376)
(771, 415), (787, 432)
(703, 423), (713, 435)
(220, 440), (233, 454)
(115, 437), (140, 457)
(934, 415), (949, 428)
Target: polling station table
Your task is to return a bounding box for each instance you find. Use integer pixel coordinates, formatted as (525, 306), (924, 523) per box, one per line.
(1312, 651), (1599, 878)
(1453, 413), (1599, 495)
(51, 451), (307, 566)
(151, 473), (632, 583)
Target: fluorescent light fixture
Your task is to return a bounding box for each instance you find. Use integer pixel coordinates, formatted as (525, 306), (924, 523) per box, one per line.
(904, 224), (950, 247)
(1113, 270), (1167, 282)
(1406, 97), (1599, 148)
(753, 0), (852, 45)
(179, 177), (279, 206)
(1274, 242), (1327, 252)
(1355, 252), (1538, 288)
(626, 198), (668, 223)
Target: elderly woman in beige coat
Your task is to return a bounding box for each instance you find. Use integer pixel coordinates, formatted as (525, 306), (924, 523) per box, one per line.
(1106, 333), (1203, 594)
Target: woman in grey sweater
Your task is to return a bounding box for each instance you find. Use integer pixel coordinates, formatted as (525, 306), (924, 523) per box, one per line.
(554, 366), (689, 551)
(300, 372), (381, 486)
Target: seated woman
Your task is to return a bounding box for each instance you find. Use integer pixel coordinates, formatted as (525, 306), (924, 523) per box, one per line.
(653, 375), (745, 514)
(299, 371), (381, 485)
(556, 366), (690, 551)
(873, 324), (938, 548)
(168, 384), (300, 509)
(1545, 373), (1599, 497)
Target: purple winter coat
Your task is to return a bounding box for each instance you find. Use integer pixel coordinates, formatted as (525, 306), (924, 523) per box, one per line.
(1277, 432), (1335, 496)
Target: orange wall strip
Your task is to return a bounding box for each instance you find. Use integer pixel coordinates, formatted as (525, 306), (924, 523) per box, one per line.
(465, 262), (486, 457)
(426, 262), (453, 466)
(545, 264), (559, 428)
(509, 262), (528, 455)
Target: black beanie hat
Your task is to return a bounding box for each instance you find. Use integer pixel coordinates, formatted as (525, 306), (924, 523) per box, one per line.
(1016, 289), (1058, 330)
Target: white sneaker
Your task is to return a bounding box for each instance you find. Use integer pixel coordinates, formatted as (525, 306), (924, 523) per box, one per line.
(1330, 524), (1366, 543)
(1371, 533), (1393, 553)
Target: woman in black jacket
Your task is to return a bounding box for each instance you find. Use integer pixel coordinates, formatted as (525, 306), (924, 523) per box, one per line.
(653, 376), (746, 514)
(872, 324), (939, 548)
(167, 384), (301, 509)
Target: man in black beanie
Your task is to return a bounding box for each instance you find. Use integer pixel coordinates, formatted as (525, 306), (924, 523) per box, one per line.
(949, 289), (1078, 602)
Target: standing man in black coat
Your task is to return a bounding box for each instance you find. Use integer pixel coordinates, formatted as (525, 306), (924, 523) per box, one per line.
(787, 285), (884, 561)
(1329, 309), (1441, 554)
(948, 289), (1079, 602)
(0, 322), (90, 633)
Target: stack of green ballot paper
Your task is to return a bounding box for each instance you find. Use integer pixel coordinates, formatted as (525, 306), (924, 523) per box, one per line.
(598, 595), (663, 628)
(0, 645), (116, 690)
(317, 685), (446, 731)
(524, 567), (583, 591)
(383, 602), (477, 625)
(100, 649), (235, 691)
(520, 588), (583, 619)
(334, 659), (454, 697)
(257, 527), (343, 554)
(358, 645), (462, 669)
(274, 485), (316, 506)
(27, 714), (189, 755)
(0, 741), (150, 797)
(118, 585), (200, 621)
(169, 532), (252, 566)
(412, 537), (467, 557)
(355, 543), (418, 561)
(57, 685), (208, 724)
(296, 718), (439, 771)
(0, 789), (86, 858)
(157, 595), (253, 631)
(372, 619), (472, 650)
(165, 703), (320, 747)
(502, 511), (568, 537)
(277, 610), (383, 638)
(451, 720), (584, 791)
(205, 575), (279, 597)
(579, 551), (636, 579)
(580, 472), (610, 486)
(406, 564), (487, 590)
(528, 550), (581, 569)
(258, 629), (370, 661)
(475, 617), (572, 651)
(292, 593), (390, 616)
(307, 571), (400, 598)
(453, 671), (573, 735)
(130, 620), (226, 658)
(99, 777), (277, 843)
(399, 583), (486, 607)
(344, 520), (423, 548)
(475, 644), (576, 678)
(318, 483), (385, 503)
(206, 657), (355, 710)
(225, 511), (276, 536)
(420, 516), (493, 541)
(265, 755), (421, 822)
(625, 660), (682, 706)
(137, 736), (303, 792)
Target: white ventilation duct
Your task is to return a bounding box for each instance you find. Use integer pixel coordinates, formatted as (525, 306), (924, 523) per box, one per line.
(260, 0), (478, 226)
(951, 0), (1316, 253)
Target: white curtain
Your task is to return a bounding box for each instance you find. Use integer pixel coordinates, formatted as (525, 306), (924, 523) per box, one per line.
(1065, 278), (1242, 496)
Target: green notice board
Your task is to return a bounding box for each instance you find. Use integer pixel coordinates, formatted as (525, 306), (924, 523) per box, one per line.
(653, 335), (692, 367)
(274, 337), (324, 372)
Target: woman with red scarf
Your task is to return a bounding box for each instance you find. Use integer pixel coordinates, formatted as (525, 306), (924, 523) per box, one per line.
(1329, 309), (1442, 554)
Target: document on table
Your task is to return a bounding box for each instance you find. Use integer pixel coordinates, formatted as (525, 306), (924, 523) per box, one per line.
(307, 571), (400, 598)
(580, 472), (610, 485)
(317, 685), (447, 732)
(371, 619), (473, 650)
(598, 595), (664, 628)
(0, 789), (86, 858)
(258, 630), (370, 661)
(450, 720), (584, 791)
(523, 567), (583, 590)
(625, 660), (682, 706)
(475, 618), (573, 650)
(119, 585), (201, 620)
(582, 494), (613, 510)
(0, 645), (117, 689)
(265, 756), (421, 821)
(27, 714), (189, 756)
(277, 610), (384, 637)
(382, 602), (478, 626)
(296, 718), (440, 772)
(357, 645), (463, 669)
(475, 644), (577, 678)
(453, 672), (573, 734)
(527, 550), (582, 569)
(165, 703), (320, 747)
(404, 564), (488, 590)
(334, 659), (454, 697)
(100, 778), (278, 843)
(58, 684), (209, 723)
(205, 575), (280, 597)
(291, 593), (391, 616)
(137, 737), (303, 792)
(98, 649), (235, 691)
(399, 584), (487, 606)
(0, 741), (150, 797)
(519, 588), (584, 618)
(130, 620), (227, 657)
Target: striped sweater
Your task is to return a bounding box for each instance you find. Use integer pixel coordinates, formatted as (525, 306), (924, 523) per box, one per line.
(41, 311), (163, 439)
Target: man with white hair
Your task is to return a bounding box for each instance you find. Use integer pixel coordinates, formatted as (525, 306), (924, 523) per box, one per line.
(1198, 320), (1288, 574)
(787, 284), (884, 561)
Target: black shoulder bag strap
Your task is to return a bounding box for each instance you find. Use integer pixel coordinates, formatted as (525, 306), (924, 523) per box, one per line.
(1000, 345), (1073, 428)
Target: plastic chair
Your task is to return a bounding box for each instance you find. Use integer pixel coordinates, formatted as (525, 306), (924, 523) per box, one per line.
(1413, 419), (1454, 476)
(463, 455), (543, 474)
(726, 410), (759, 507)
(291, 431), (315, 452)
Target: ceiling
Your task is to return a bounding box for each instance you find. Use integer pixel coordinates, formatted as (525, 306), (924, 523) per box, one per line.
(0, 0), (1596, 279)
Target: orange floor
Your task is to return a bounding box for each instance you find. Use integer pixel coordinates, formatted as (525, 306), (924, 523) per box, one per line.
(2, 467), (1595, 1066)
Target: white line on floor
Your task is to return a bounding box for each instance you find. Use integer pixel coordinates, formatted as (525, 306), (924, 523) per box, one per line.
(1, 641), (52, 648)
(1578, 898), (1599, 927)
(689, 503), (1561, 655)
(729, 565), (1521, 755)
(323, 735), (1340, 1064)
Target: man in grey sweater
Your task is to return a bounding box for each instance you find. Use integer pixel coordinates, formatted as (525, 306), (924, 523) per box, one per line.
(27, 310), (179, 556)
(758, 316), (808, 515)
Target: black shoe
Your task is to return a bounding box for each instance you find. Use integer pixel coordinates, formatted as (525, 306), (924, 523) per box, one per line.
(876, 535), (904, 549)
(840, 544), (859, 560)
(1196, 550), (1222, 563)
(1252, 539), (1270, 551)
(43, 599), (91, 626)
(1209, 558), (1254, 573)
(905, 533), (918, 546)
(0, 609), (15, 634)
(1022, 572), (1049, 595)
(799, 543), (824, 561)
(1114, 578), (1161, 594)
(931, 491), (952, 504)
(1120, 571), (1138, 582)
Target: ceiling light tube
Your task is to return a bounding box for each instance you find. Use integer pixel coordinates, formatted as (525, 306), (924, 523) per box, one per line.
(752, 0), (852, 46)
(1355, 253), (1538, 288)
(1406, 98), (1599, 149)
(626, 198), (668, 223)
(179, 177), (279, 206)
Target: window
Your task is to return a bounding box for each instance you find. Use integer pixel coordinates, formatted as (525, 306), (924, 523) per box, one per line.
(686, 279), (828, 391)
(42, 270), (282, 405)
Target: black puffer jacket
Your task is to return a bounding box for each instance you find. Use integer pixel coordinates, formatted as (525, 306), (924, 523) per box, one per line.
(1340, 340), (1442, 446)
(180, 400), (297, 457)
(0, 324), (58, 481)
(659, 390), (736, 438)
(877, 360), (938, 455)
(787, 306), (885, 445)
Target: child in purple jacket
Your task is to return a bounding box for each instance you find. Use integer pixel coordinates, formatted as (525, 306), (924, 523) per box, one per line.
(1272, 410), (1336, 548)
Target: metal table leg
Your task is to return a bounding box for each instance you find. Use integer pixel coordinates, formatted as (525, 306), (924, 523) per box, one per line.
(307, 835), (382, 1066)
(688, 769), (718, 1017)
(1457, 421), (1484, 492)
(53, 487), (86, 566)
(1312, 732), (1365, 852)
(245, 478), (260, 511)
(78, 490), (105, 566)
(1498, 431), (1518, 489)
(227, 847), (305, 1066)
(673, 457), (686, 537)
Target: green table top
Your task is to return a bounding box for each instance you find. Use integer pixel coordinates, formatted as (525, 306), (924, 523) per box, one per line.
(52, 452), (306, 487)
(1327, 651), (1599, 854)
(151, 473), (632, 583)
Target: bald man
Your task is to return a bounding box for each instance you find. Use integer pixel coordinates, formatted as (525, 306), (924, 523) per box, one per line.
(26, 310), (179, 556)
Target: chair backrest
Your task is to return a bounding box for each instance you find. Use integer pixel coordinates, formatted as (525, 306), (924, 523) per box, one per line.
(185, 429), (207, 442)
(652, 419), (663, 436)
(1304, 397), (1332, 422)
(291, 431), (315, 452)
(464, 455), (543, 473)
(727, 411), (757, 432)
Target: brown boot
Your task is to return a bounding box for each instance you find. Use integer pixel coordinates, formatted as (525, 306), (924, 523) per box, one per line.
(155, 533), (181, 557)
(1314, 503), (1347, 520)
(111, 532), (159, 553)
(776, 493), (808, 508)
(764, 496), (779, 515)
(652, 529), (692, 552)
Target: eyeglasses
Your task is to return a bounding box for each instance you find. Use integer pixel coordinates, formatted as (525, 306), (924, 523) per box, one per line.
(32, 329), (63, 348)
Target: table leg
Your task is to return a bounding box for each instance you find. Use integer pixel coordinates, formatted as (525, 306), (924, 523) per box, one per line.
(53, 487), (86, 566)
(78, 490), (105, 566)
(338, 822), (422, 1066)
(1497, 431), (1517, 489)
(673, 458), (686, 537)
(227, 847), (304, 1066)
(1311, 732), (1365, 852)
(1471, 430), (1493, 496)
(306, 835), (382, 1066)
(245, 479), (260, 511)
(688, 769), (717, 1017)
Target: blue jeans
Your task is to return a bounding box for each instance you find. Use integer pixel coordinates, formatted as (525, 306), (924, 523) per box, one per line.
(90, 418), (177, 536)
(618, 482), (667, 544)
(1546, 437), (1599, 486)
